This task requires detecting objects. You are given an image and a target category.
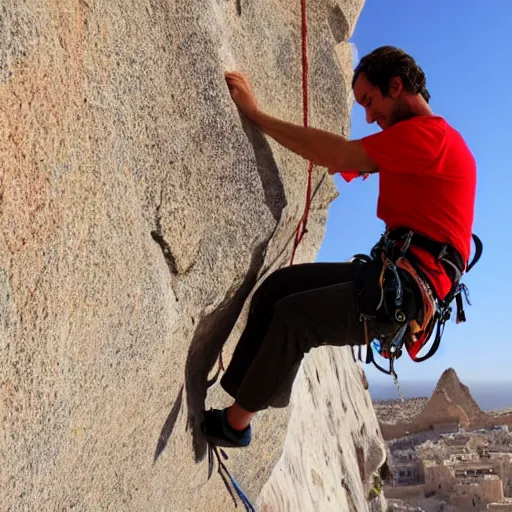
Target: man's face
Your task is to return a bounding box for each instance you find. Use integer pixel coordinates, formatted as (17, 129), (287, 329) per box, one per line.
(353, 73), (403, 130)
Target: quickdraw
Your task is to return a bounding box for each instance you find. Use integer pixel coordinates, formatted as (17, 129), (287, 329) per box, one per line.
(355, 229), (483, 383)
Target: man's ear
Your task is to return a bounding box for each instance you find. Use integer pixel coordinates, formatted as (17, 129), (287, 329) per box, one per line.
(389, 77), (403, 98)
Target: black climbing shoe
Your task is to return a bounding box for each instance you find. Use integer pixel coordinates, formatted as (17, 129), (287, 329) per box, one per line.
(201, 408), (252, 448)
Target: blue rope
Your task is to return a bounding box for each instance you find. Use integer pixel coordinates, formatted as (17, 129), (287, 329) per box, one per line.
(207, 443), (256, 511)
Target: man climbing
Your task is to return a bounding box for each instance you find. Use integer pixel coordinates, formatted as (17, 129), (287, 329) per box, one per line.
(202, 46), (477, 447)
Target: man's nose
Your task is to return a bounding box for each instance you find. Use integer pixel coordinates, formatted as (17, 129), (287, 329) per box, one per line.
(365, 108), (377, 124)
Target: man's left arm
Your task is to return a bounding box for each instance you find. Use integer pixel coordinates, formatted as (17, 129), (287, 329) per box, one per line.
(252, 111), (377, 174)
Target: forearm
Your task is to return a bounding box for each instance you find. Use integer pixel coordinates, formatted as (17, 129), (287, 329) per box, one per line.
(250, 111), (347, 169)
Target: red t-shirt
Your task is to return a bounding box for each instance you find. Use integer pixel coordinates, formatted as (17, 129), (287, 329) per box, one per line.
(343, 115), (476, 299)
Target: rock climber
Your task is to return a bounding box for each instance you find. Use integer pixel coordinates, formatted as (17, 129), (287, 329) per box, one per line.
(201, 46), (477, 447)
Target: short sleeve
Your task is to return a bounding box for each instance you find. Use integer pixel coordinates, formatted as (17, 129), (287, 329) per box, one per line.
(339, 170), (367, 182)
(360, 117), (447, 174)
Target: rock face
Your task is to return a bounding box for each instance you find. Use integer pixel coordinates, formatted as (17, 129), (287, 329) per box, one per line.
(257, 350), (386, 511)
(0, 0), (386, 510)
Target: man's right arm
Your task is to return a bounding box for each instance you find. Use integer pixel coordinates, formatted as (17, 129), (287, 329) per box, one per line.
(225, 70), (378, 173)
(252, 111), (378, 173)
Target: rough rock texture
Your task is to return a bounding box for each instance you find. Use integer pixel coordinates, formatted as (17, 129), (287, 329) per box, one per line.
(0, 0), (386, 510)
(257, 351), (386, 511)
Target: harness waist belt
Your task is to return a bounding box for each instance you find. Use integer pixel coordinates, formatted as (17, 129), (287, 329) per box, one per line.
(386, 228), (465, 274)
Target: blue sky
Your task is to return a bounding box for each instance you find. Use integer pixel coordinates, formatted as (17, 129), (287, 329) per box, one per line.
(316, 1), (511, 386)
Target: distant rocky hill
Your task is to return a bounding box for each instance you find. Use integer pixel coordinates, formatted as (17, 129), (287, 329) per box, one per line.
(374, 397), (428, 425)
(432, 368), (487, 424)
(377, 368), (512, 440)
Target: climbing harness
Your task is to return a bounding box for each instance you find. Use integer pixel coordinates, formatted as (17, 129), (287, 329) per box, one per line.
(206, 442), (256, 511)
(353, 228), (483, 386)
(290, 0), (314, 265)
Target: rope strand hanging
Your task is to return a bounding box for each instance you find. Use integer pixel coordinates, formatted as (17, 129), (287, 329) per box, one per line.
(204, 8), (316, 508)
(290, 0), (314, 265)
(213, 0), (314, 380)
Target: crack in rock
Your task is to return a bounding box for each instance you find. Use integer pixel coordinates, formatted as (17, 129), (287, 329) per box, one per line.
(150, 227), (178, 276)
(184, 238), (270, 461)
(151, 189), (179, 275)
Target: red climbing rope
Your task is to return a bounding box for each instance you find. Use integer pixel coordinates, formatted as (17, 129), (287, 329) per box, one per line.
(290, 0), (314, 265)
(213, 0), (313, 381)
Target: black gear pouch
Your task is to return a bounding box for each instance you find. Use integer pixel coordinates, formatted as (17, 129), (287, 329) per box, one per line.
(353, 257), (422, 327)
(353, 258), (387, 320)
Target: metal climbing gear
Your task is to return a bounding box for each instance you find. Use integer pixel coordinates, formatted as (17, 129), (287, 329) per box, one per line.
(354, 228), (483, 378)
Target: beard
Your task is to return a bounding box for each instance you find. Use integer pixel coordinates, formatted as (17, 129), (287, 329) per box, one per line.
(388, 101), (416, 127)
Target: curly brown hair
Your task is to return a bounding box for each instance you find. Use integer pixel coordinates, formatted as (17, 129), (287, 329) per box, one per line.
(352, 46), (430, 103)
